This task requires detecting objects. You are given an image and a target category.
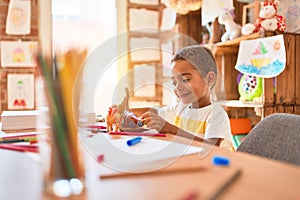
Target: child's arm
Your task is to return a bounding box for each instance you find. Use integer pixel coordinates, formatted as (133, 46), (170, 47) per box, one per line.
(141, 111), (209, 143)
(141, 110), (224, 146)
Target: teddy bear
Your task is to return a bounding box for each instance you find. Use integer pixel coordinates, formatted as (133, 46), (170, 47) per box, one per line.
(218, 8), (242, 42)
(242, 0), (286, 35)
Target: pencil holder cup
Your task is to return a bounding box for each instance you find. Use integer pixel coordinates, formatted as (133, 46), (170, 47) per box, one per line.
(36, 50), (88, 199)
(42, 129), (86, 200)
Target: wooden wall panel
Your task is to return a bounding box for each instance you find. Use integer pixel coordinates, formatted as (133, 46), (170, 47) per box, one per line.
(225, 54), (240, 100)
(263, 78), (275, 105)
(214, 52), (240, 100)
(276, 33), (296, 104)
(177, 10), (202, 45)
(263, 106), (276, 118)
(296, 34), (300, 106)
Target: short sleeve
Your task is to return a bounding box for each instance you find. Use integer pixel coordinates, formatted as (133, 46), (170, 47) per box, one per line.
(158, 102), (182, 124)
(204, 104), (233, 148)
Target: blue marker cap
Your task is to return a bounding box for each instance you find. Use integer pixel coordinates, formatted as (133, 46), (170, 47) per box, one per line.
(212, 156), (230, 166)
(137, 121), (143, 127)
(127, 136), (142, 146)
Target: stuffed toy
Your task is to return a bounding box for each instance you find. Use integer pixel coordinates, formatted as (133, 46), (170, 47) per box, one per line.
(218, 8), (242, 42)
(242, 0), (286, 35)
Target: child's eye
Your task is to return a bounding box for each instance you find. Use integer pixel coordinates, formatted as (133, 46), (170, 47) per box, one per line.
(172, 80), (177, 86)
(182, 78), (191, 83)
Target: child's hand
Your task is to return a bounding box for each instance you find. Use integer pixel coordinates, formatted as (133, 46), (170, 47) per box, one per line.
(140, 110), (166, 132)
(122, 111), (142, 128)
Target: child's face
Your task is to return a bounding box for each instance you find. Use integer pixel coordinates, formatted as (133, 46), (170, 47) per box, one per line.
(171, 60), (211, 108)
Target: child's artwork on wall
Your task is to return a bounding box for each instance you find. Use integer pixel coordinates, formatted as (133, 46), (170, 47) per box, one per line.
(278, 0), (300, 33)
(235, 34), (286, 78)
(7, 74), (35, 110)
(0, 41), (38, 67)
(5, 0), (31, 35)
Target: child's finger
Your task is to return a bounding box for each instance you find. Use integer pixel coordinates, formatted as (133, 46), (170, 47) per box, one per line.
(140, 111), (149, 119)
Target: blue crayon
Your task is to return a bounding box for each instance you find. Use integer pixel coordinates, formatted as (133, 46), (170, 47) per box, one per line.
(212, 156), (230, 166)
(127, 137), (142, 146)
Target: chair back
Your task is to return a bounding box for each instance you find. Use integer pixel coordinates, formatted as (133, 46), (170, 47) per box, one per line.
(237, 113), (300, 166)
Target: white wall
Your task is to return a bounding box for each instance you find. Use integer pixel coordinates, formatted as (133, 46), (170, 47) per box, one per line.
(52, 0), (118, 117)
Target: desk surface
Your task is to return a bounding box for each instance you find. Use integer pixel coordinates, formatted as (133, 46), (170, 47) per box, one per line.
(1, 131), (300, 200)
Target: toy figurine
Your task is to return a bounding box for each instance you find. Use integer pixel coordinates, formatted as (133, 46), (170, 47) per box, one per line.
(218, 8), (242, 42)
(106, 88), (142, 132)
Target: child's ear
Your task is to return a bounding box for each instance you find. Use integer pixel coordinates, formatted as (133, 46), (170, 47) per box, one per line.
(206, 72), (216, 87)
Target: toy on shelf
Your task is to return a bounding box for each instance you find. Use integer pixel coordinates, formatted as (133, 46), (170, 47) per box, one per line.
(238, 73), (263, 101)
(218, 8), (242, 42)
(106, 88), (142, 132)
(242, 0), (286, 35)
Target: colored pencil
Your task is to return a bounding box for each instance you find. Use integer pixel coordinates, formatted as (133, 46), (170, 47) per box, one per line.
(99, 166), (206, 179)
(109, 132), (166, 137)
(0, 137), (37, 144)
(86, 125), (107, 129)
(37, 53), (76, 178)
(0, 132), (39, 140)
(0, 144), (39, 153)
(207, 168), (242, 200)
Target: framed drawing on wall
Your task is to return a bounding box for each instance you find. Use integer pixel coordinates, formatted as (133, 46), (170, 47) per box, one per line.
(0, 41), (38, 67)
(7, 73), (35, 110)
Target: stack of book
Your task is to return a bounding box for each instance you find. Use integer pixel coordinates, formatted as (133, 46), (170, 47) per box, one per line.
(1, 110), (40, 131)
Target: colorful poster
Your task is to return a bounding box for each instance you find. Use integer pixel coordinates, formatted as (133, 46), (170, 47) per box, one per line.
(0, 41), (38, 67)
(5, 0), (31, 35)
(235, 34), (286, 78)
(7, 74), (35, 110)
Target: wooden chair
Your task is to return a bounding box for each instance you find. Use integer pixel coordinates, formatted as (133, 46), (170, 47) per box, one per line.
(237, 113), (300, 166)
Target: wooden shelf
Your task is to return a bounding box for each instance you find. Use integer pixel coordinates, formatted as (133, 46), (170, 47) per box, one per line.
(213, 33), (260, 55)
(215, 100), (263, 108)
(215, 32), (260, 47)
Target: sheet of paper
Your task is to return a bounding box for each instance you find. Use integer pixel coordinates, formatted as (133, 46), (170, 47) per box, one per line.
(79, 130), (204, 172)
(0, 41), (38, 67)
(7, 74), (35, 110)
(5, 0), (31, 35)
(235, 34), (286, 78)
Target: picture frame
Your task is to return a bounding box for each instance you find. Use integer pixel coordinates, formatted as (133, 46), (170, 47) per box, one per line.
(7, 73), (35, 110)
(0, 41), (38, 67)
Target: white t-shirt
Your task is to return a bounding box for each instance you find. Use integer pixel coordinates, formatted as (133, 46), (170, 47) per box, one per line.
(158, 102), (233, 148)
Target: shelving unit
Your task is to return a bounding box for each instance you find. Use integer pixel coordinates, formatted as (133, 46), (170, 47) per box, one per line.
(216, 100), (263, 108)
(126, 0), (178, 106)
(212, 32), (300, 124)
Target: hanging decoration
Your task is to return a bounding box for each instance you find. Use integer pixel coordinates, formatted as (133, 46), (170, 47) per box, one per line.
(235, 34), (286, 78)
(6, 0), (31, 35)
(0, 41), (38, 67)
(7, 73), (35, 110)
